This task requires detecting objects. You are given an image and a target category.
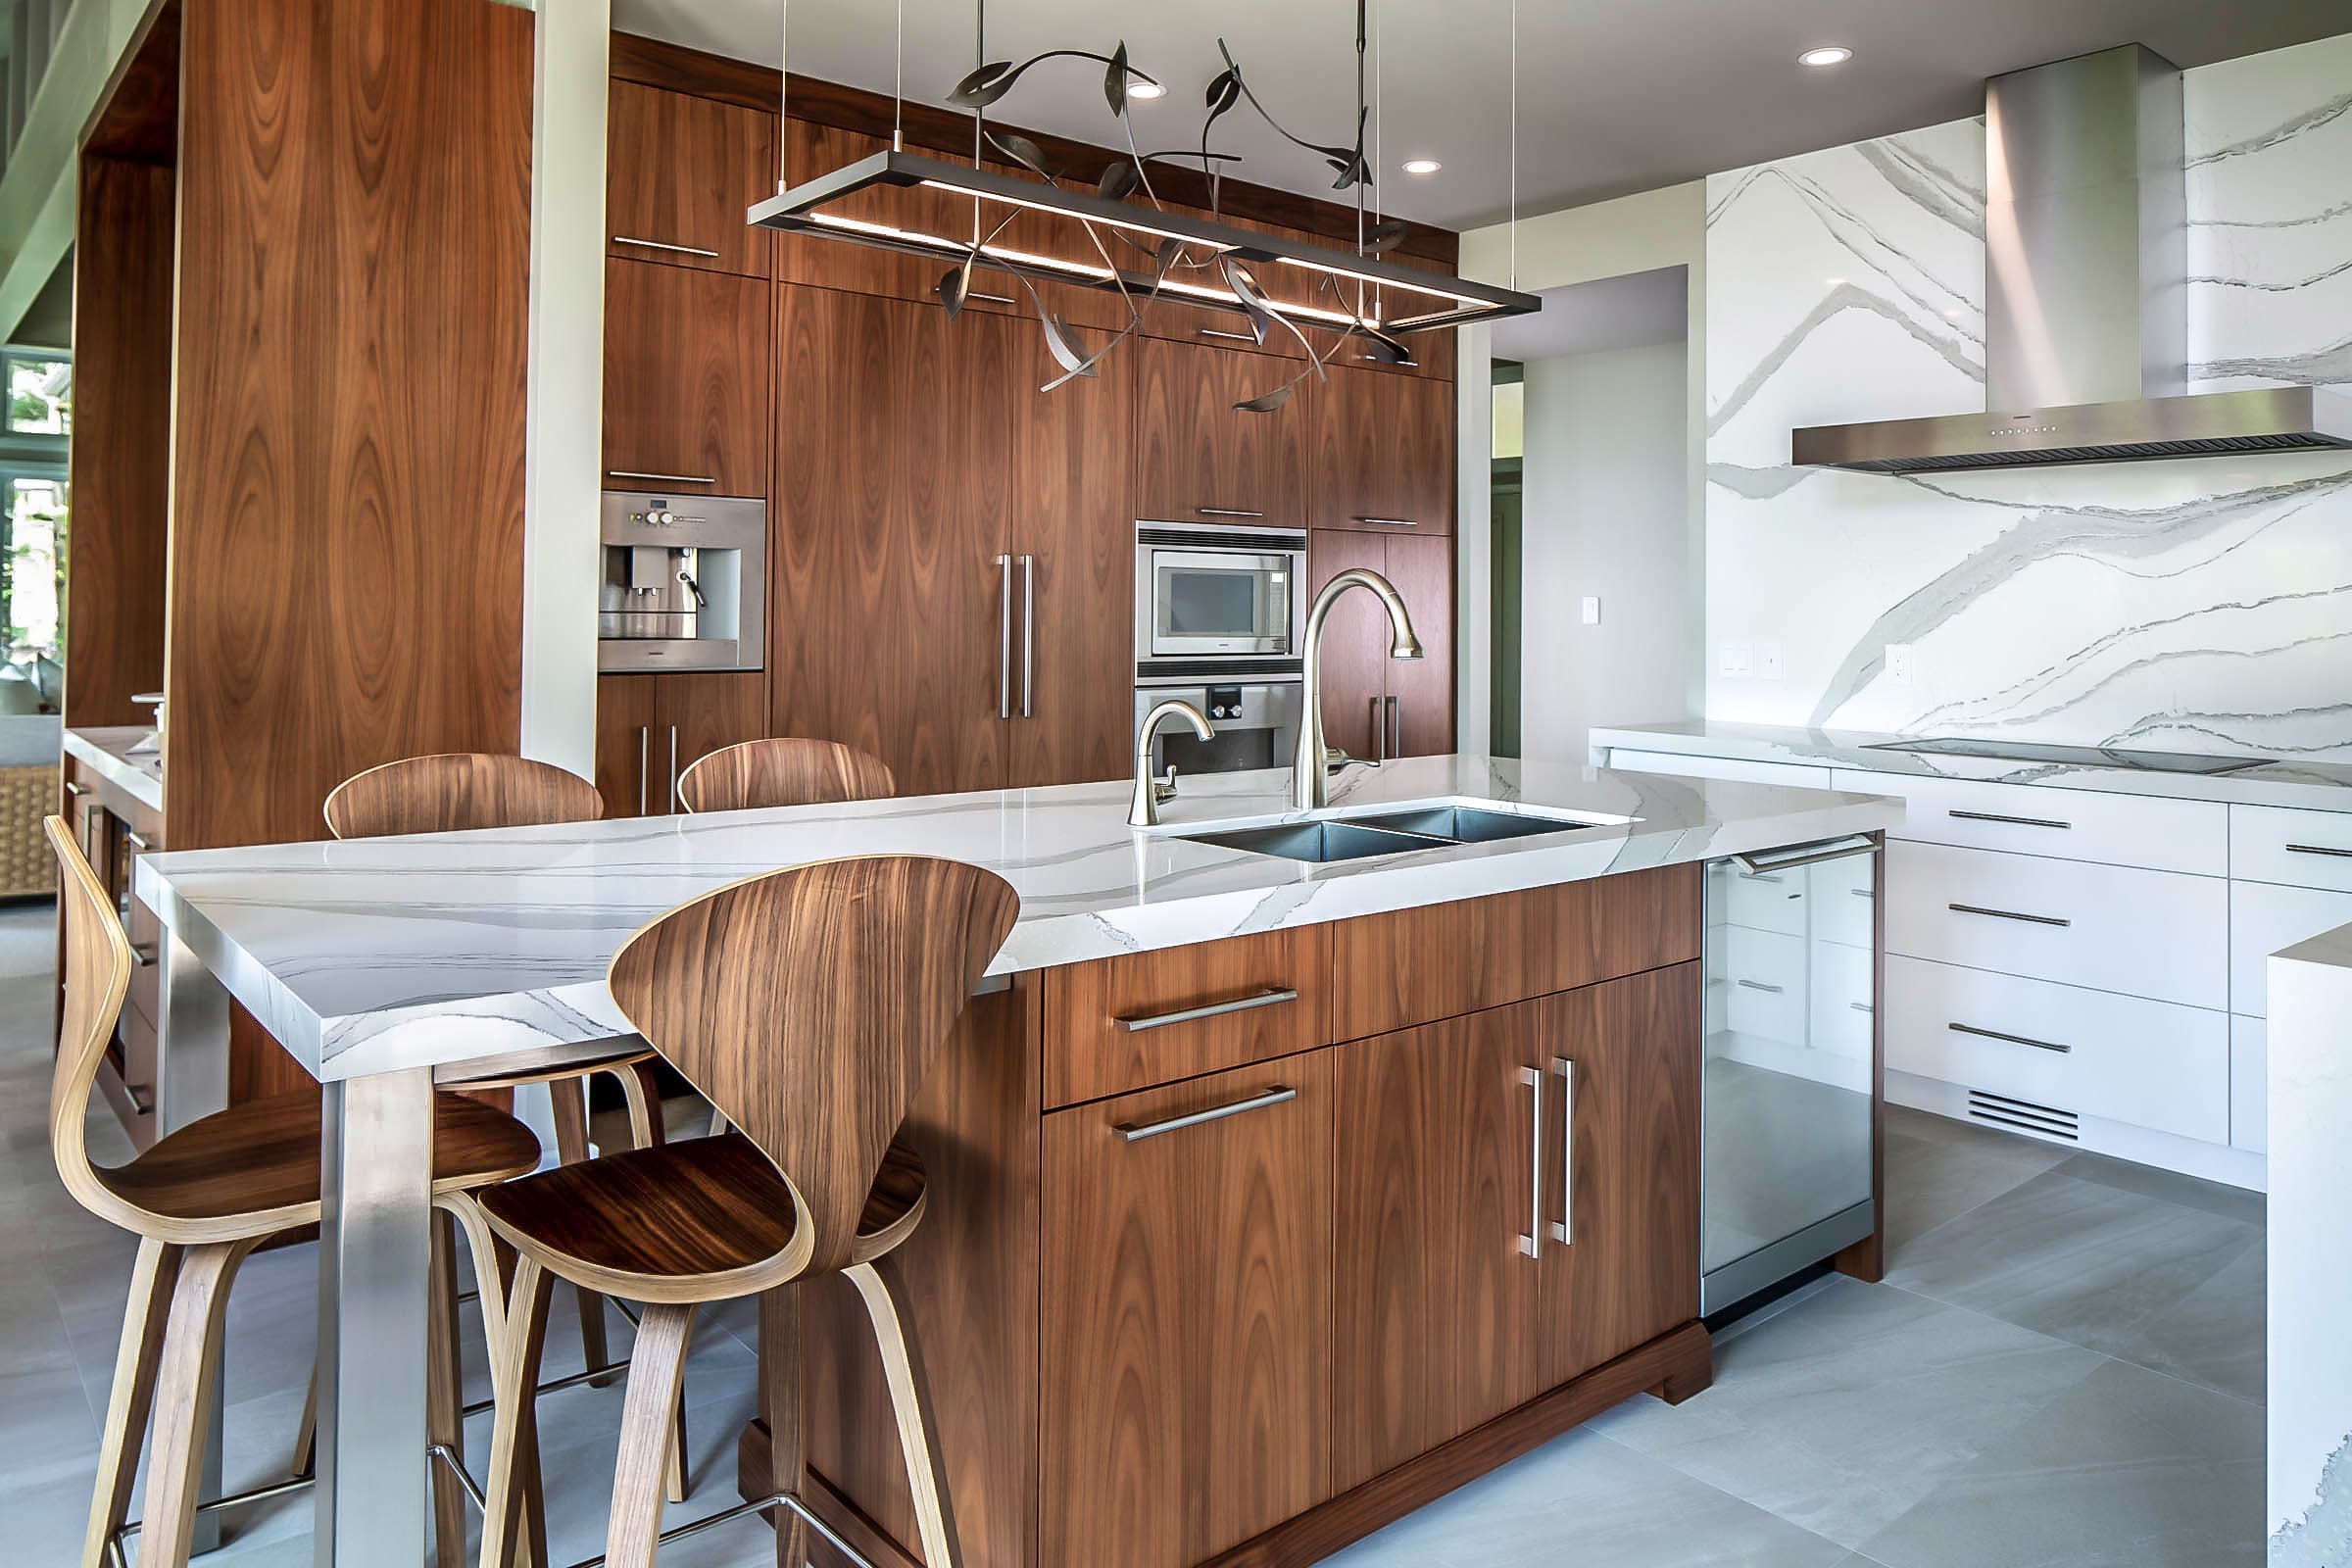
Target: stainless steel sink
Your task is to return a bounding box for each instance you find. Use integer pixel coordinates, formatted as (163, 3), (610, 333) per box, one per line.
(1345, 805), (1596, 845)
(1182, 819), (1447, 864)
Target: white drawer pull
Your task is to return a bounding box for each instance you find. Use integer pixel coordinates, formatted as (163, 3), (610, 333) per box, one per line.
(1948, 808), (2072, 831)
(2285, 842), (2352, 859)
(1948, 901), (2071, 929)
(1949, 1020), (2071, 1054)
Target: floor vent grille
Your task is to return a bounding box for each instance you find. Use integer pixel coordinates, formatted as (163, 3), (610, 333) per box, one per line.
(1967, 1088), (2080, 1141)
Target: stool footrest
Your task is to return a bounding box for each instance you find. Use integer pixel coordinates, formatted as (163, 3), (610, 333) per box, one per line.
(557, 1489), (876, 1568)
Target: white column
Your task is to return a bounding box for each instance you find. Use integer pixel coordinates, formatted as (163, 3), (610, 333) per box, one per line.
(517, 0), (610, 778)
(1453, 324), (1494, 756)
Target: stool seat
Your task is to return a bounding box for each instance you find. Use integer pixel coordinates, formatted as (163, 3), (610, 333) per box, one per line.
(478, 1135), (926, 1301)
(99, 1090), (542, 1241)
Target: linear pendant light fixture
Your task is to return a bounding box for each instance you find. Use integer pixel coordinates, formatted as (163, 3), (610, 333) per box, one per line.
(750, 0), (1540, 410)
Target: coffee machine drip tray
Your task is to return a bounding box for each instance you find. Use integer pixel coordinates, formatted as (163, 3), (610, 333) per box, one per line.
(597, 637), (745, 673)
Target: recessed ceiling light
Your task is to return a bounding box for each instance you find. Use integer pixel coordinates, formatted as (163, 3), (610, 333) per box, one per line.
(1401, 157), (1443, 175)
(1799, 45), (1854, 68)
(1126, 78), (1166, 99)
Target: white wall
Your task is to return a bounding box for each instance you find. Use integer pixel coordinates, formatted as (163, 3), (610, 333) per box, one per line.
(1518, 342), (1690, 761)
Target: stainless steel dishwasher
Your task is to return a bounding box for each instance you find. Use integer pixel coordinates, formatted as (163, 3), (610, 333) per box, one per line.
(1700, 833), (1882, 1314)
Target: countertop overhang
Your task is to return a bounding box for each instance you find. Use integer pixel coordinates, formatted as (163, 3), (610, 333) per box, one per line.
(134, 755), (1899, 1083)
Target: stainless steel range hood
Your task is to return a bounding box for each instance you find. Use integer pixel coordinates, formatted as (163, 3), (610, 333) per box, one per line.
(1793, 46), (2352, 473)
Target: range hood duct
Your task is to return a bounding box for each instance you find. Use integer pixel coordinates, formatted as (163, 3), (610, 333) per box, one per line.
(1793, 46), (2352, 472)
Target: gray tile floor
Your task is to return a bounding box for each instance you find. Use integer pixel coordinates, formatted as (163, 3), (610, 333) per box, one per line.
(0, 902), (2265, 1566)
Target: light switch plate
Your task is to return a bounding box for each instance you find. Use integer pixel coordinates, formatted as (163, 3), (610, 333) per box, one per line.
(1581, 596), (1601, 625)
(1718, 641), (1753, 677)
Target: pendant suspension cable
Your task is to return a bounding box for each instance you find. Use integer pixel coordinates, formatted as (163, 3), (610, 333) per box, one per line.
(1508, 0), (1519, 290)
(1372, 0), (1383, 321)
(777, 0), (789, 193)
(971, 0), (985, 241)
(894, 0), (906, 150)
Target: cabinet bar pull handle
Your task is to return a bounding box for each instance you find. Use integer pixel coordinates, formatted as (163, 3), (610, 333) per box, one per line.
(1947, 901), (2071, 929)
(1115, 1085), (1296, 1143)
(1387, 695), (1400, 759)
(1518, 1066), (1544, 1258)
(124, 831), (154, 853)
(1736, 978), (1784, 994)
(64, 780), (85, 796)
(612, 235), (722, 259)
(1370, 697), (1386, 766)
(1850, 1002), (1875, 1014)
(1549, 1056), (1575, 1244)
(637, 726), (650, 815)
(1197, 328), (1258, 343)
(970, 291), (1017, 305)
(1354, 516), (1419, 527)
(2285, 843), (2352, 859)
(1949, 1020), (2071, 1054)
(1851, 887), (1875, 899)
(1019, 555), (1036, 719)
(129, 944), (156, 968)
(608, 470), (718, 486)
(123, 1082), (155, 1116)
(1733, 835), (1878, 874)
(1359, 352), (1420, 368)
(1739, 871), (1786, 885)
(996, 555), (1013, 719)
(1196, 507), (1266, 518)
(1113, 987), (1298, 1033)
(1948, 808), (2072, 830)
(667, 726), (679, 813)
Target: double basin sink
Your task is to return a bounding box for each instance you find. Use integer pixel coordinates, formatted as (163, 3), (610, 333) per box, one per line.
(1180, 803), (1616, 865)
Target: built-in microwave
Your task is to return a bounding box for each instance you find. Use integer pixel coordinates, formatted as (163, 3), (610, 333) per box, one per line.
(1134, 521), (1307, 666)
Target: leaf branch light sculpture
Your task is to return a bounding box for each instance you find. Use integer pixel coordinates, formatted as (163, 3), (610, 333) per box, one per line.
(747, 0), (1540, 411)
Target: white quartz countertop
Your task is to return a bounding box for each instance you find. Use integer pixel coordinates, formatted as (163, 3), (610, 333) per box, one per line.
(62, 725), (165, 812)
(134, 754), (1898, 1084)
(1591, 719), (2352, 812)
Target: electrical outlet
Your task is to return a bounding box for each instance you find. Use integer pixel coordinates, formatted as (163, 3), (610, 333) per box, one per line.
(1581, 596), (1601, 625)
(1886, 643), (1916, 683)
(1718, 641), (1753, 678)
(1757, 642), (1783, 679)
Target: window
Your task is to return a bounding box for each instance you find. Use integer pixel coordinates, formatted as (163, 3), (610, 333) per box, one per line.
(6, 352), (70, 435)
(0, 346), (69, 708)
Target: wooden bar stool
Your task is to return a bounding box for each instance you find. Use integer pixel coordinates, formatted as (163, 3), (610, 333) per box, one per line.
(674, 736), (895, 814)
(322, 752), (689, 1520)
(45, 816), (543, 1568)
(474, 854), (1018, 1568)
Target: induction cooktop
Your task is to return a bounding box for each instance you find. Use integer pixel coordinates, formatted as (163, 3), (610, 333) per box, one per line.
(1863, 737), (2274, 775)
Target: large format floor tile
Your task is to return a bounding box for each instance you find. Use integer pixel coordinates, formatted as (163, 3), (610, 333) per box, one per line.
(1880, 1104), (2069, 1250)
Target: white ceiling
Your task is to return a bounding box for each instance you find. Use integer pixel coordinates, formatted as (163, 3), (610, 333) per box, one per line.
(612, 0), (2352, 229)
(1490, 269), (1688, 363)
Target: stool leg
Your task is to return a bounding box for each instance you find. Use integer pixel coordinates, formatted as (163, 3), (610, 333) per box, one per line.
(81, 1238), (182, 1568)
(481, 1255), (554, 1568)
(845, 1259), (960, 1568)
(610, 1060), (691, 1504)
(427, 1212), (468, 1566)
(291, 1366), (318, 1480)
(136, 1237), (259, 1568)
(605, 1302), (697, 1568)
(547, 1077), (615, 1386)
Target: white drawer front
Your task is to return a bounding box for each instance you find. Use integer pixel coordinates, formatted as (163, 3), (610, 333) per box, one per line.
(1608, 748), (1835, 789)
(1721, 926), (1808, 1042)
(1885, 956), (2228, 1143)
(1829, 768), (2227, 876)
(2230, 803), (2352, 893)
(1885, 840), (2227, 1009)
(2228, 879), (2352, 1016)
(2230, 1014), (2266, 1154)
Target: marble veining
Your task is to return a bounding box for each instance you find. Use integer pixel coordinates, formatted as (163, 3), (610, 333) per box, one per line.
(133, 755), (1898, 1083)
(1699, 33), (2352, 762)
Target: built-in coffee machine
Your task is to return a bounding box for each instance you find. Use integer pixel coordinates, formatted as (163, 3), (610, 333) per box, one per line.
(598, 490), (765, 671)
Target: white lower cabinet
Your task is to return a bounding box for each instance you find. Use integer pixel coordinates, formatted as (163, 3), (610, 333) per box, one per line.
(2229, 878), (2352, 1017)
(2230, 1015), (2267, 1154)
(1884, 956), (2229, 1145)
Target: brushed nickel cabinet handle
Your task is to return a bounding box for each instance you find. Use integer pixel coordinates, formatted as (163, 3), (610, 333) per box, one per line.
(129, 944), (155, 968)
(667, 726), (679, 813)
(1354, 516), (1419, 527)
(612, 235), (721, 259)
(1518, 1065), (1544, 1258)
(1948, 901), (2071, 929)
(1198, 327), (1259, 343)
(1948, 808), (2072, 830)
(637, 726), (650, 815)
(124, 831), (154, 853)
(1196, 507), (1266, 518)
(1949, 1020), (2071, 1054)
(1737, 978), (1785, 994)
(64, 780), (85, 797)
(1115, 1085), (1297, 1143)
(607, 470), (718, 486)
(1734, 836), (1878, 874)
(1548, 1056), (1575, 1245)
(2285, 843), (2352, 859)
(1020, 555), (1036, 719)
(1359, 352), (1419, 368)
(970, 290), (1017, 305)
(1113, 987), (1298, 1033)
(1387, 695), (1400, 759)
(1370, 697), (1386, 766)
(997, 555), (1013, 720)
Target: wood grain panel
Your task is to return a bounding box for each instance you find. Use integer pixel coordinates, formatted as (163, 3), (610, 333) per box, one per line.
(1010, 341), (1136, 790)
(1382, 532), (1455, 758)
(1539, 963), (1703, 1388)
(1042, 1051), (1335, 1568)
(1313, 366), (1456, 535)
(594, 675), (662, 818)
(769, 285), (1011, 797)
(1330, 866), (1703, 1041)
(66, 156), (174, 729)
(607, 77), (774, 277)
(657, 670), (769, 811)
(80, 0), (179, 164)
(1045, 924), (1331, 1107)
(1304, 530), (1389, 764)
(602, 258), (771, 496)
(1333, 1004), (1543, 1491)
(1134, 335), (1314, 525)
(167, 0), (531, 858)
(608, 30), (1459, 268)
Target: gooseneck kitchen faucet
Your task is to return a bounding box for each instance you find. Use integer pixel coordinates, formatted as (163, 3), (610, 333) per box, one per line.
(1292, 568), (1424, 809)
